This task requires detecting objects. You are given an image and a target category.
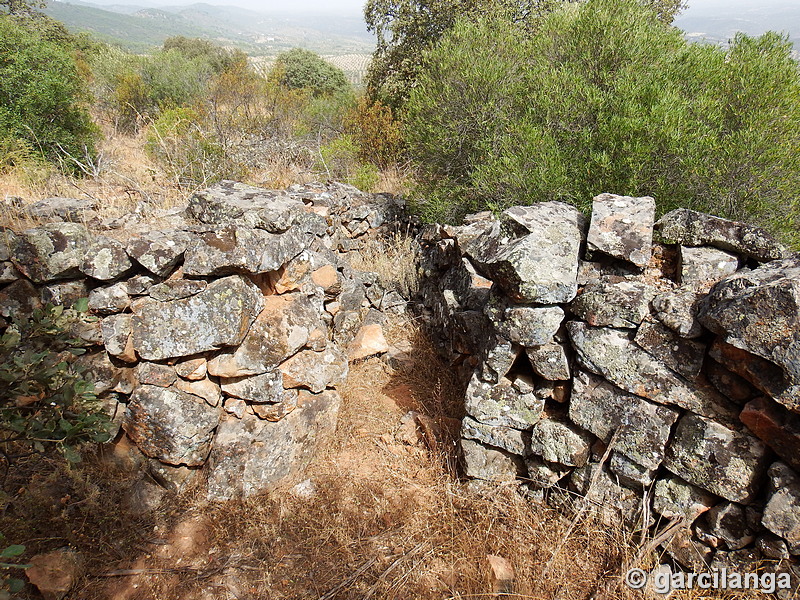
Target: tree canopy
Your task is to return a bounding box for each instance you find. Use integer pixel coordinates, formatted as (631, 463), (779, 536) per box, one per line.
(364, 0), (687, 109)
(403, 0), (800, 246)
(271, 48), (351, 97)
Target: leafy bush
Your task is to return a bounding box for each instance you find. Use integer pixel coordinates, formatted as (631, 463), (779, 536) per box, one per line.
(0, 301), (111, 466)
(0, 14), (98, 173)
(344, 97), (403, 169)
(146, 106), (247, 187)
(404, 0), (800, 245)
(272, 48), (351, 97)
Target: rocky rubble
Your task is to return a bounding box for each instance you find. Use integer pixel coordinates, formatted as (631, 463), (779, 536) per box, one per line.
(3, 181), (410, 502)
(417, 192), (800, 587)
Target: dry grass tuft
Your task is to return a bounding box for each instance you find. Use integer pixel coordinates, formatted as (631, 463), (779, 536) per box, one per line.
(349, 230), (420, 299)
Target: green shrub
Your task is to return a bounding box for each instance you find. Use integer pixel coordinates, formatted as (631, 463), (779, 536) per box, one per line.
(272, 48), (351, 97)
(404, 0), (800, 245)
(146, 106), (247, 187)
(0, 301), (111, 465)
(0, 14), (98, 173)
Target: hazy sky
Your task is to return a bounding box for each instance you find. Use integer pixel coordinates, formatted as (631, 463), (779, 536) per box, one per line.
(77, 0), (797, 17)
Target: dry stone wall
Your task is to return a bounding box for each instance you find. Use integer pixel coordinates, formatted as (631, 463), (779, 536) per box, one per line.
(0, 181), (409, 502)
(417, 193), (800, 585)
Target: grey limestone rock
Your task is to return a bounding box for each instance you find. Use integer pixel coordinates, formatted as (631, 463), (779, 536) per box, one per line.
(705, 502), (756, 550)
(651, 288), (705, 339)
(679, 245), (739, 287)
(132, 275), (263, 361)
(652, 476), (716, 522)
(148, 279), (208, 302)
(569, 370), (680, 471)
(762, 462), (800, 554)
(567, 321), (735, 419)
(570, 280), (652, 328)
(460, 438), (524, 482)
(664, 413), (770, 503)
(586, 193), (655, 267)
(634, 319), (706, 380)
(461, 416), (526, 456)
(205, 390), (341, 500)
(525, 342), (570, 381)
(123, 384), (221, 467)
(80, 236), (132, 281)
(698, 258), (800, 410)
(278, 347), (348, 393)
(486, 300), (564, 347)
(126, 230), (192, 277)
(11, 223), (92, 282)
(529, 418), (592, 467)
(656, 208), (787, 262)
(221, 370), (284, 404)
(88, 282), (130, 315)
(464, 372), (544, 429)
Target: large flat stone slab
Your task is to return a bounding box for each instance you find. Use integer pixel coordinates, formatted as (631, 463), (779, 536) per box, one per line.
(132, 275), (263, 361)
(664, 413), (770, 503)
(586, 193), (655, 267)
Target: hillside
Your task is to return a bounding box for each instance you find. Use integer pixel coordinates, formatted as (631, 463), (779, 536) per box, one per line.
(675, 0), (800, 50)
(43, 0), (375, 55)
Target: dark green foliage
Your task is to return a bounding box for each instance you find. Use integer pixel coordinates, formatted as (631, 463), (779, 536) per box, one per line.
(272, 48), (351, 97)
(0, 301), (111, 466)
(162, 36), (247, 75)
(0, 14), (98, 173)
(404, 0), (800, 245)
(0, 0), (43, 16)
(364, 0), (686, 110)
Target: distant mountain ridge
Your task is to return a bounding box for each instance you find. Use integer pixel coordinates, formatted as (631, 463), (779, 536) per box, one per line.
(44, 0), (375, 55)
(675, 1), (800, 51)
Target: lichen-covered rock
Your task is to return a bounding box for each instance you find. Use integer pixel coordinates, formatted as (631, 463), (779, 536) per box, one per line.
(634, 320), (706, 380)
(652, 476), (716, 522)
(24, 197), (98, 222)
(586, 193), (655, 267)
(461, 416), (526, 455)
(221, 370), (284, 404)
(41, 280), (88, 308)
(123, 384), (220, 466)
(570, 463), (644, 525)
(11, 223), (92, 282)
(740, 397), (800, 472)
(80, 236), (132, 281)
(182, 225), (307, 276)
(464, 372), (544, 429)
(175, 357), (207, 381)
(662, 528), (714, 571)
(132, 275), (263, 361)
(88, 282), (130, 315)
(135, 362), (177, 388)
(251, 389), (299, 421)
(207, 292), (319, 376)
(440, 257), (493, 311)
(705, 502), (756, 551)
(126, 230), (192, 277)
(698, 258), (800, 408)
(467, 203), (584, 304)
(75, 351), (134, 395)
(460, 438), (523, 482)
(148, 279), (207, 301)
(187, 180), (305, 231)
(762, 462), (800, 554)
(0, 261), (18, 284)
(124, 274), (159, 296)
(664, 413), (770, 503)
(525, 342), (570, 381)
(567, 321), (735, 419)
(569, 370), (679, 471)
(205, 390), (340, 500)
(570, 280), (652, 328)
(679, 246), (739, 287)
(655, 208), (787, 262)
(279, 347), (348, 393)
(651, 288), (705, 339)
(525, 457), (569, 489)
(0, 279), (42, 317)
(486, 300), (564, 347)
(609, 452), (657, 488)
(529, 418), (592, 467)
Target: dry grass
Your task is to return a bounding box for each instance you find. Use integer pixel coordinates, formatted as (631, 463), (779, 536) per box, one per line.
(349, 230), (420, 299)
(3, 317), (763, 600)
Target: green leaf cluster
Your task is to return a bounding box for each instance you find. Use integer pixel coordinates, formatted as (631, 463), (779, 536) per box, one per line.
(404, 0), (800, 246)
(270, 48), (351, 98)
(0, 301), (111, 464)
(0, 13), (99, 174)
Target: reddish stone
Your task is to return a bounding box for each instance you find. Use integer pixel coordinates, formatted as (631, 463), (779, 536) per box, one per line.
(740, 397), (800, 472)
